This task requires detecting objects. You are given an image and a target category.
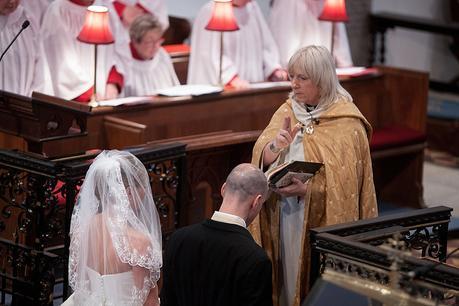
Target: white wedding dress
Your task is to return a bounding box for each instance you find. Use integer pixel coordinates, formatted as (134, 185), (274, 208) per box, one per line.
(85, 268), (143, 306)
(62, 268), (152, 306)
(62, 151), (162, 306)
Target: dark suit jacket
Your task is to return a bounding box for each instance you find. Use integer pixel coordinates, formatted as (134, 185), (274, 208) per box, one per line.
(160, 219), (273, 306)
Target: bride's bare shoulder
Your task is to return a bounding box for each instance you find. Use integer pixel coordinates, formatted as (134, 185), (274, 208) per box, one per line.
(127, 228), (153, 252)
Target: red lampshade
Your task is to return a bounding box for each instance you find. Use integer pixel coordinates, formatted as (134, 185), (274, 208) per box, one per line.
(318, 0), (349, 22)
(205, 0), (239, 32)
(77, 5), (114, 44)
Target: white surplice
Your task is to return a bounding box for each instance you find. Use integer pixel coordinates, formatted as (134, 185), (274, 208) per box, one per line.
(115, 0), (169, 31)
(0, 5), (53, 96)
(41, 0), (115, 100)
(187, 1), (282, 85)
(22, 0), (50, 25)
(109, 0), (169, 59)
(269, 0), (353, 68)
(116, 47), (179, 97)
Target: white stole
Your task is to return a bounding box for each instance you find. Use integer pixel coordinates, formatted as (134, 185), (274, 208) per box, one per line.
(279, 99), (321, 306)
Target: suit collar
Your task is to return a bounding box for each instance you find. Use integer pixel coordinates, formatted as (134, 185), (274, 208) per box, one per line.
(203, 219), (253, 240)
(211, 211), (247, 228)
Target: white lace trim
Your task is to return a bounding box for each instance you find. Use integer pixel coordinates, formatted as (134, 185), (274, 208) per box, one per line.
(68, 150), (162, 302)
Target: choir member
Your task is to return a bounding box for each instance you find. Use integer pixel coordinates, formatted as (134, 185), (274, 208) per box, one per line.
(187, 0), (287, 89)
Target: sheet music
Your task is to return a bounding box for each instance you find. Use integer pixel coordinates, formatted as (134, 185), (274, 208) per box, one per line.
(156, 85), (223, 97)
(336, 67), (367, 76)
(248, 81), (291, 89)
(97, 96), (154, 107)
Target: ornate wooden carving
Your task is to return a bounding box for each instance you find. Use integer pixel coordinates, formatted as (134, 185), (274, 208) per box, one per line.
(310, 206), (457, 304)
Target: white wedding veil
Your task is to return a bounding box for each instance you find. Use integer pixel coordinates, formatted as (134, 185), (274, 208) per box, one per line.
(68, 150), (162, 305)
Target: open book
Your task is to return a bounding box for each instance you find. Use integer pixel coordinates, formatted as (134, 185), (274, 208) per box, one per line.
(336, 67), (379, 78)
(97, 96), (153, 107)
(156, 84), (223, 97)
(266, 160), (323, 188)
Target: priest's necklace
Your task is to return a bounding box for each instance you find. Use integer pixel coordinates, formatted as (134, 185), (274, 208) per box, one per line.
(302, 104), (319, 135)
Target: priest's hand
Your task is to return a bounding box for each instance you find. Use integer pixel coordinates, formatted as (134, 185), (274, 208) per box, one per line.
(273, 116), (301, 150)
(269, 69), (288, 82)
(263, 116), (301, 166)
(273, 177), (308, 198)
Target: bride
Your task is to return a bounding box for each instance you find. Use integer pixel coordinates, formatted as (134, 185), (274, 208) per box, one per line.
(63, 150), (162, 306)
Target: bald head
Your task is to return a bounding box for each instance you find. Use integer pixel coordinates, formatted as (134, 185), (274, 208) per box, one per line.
(224, 163), (268, 202)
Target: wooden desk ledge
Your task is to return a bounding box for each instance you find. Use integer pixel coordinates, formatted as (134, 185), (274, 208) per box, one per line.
(146, 130), (262, 151)
(370, 126), (426, 159)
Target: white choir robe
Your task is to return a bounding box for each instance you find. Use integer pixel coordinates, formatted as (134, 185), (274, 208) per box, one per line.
(269, 0), (353, 68)
(22, 0), (50, 24)
(98, 1), (169, 73)
(104, 1), (131, 61)
(187, 1), (282, 85)
(116, 47), (179, 97)
(41, 0), (115, 101)
(0, 5), (53, 96)
(115, 0), (169, 31)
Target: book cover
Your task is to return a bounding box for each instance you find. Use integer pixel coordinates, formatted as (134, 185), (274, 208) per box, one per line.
(266, 160), (323, 188)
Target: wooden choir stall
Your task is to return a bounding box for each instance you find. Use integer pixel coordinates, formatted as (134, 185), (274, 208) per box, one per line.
(0, 65), (429, 212)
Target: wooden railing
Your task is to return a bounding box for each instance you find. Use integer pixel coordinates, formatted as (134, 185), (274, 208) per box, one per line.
(309, 206), (458, 304)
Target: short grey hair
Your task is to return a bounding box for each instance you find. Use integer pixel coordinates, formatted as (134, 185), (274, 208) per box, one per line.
(129, 14), (163, 44)
(287, 45), (352, 108)
(224, 164), (268, 202)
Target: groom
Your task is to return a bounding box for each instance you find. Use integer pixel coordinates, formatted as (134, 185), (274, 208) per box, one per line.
(160, 163), (273, 306)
